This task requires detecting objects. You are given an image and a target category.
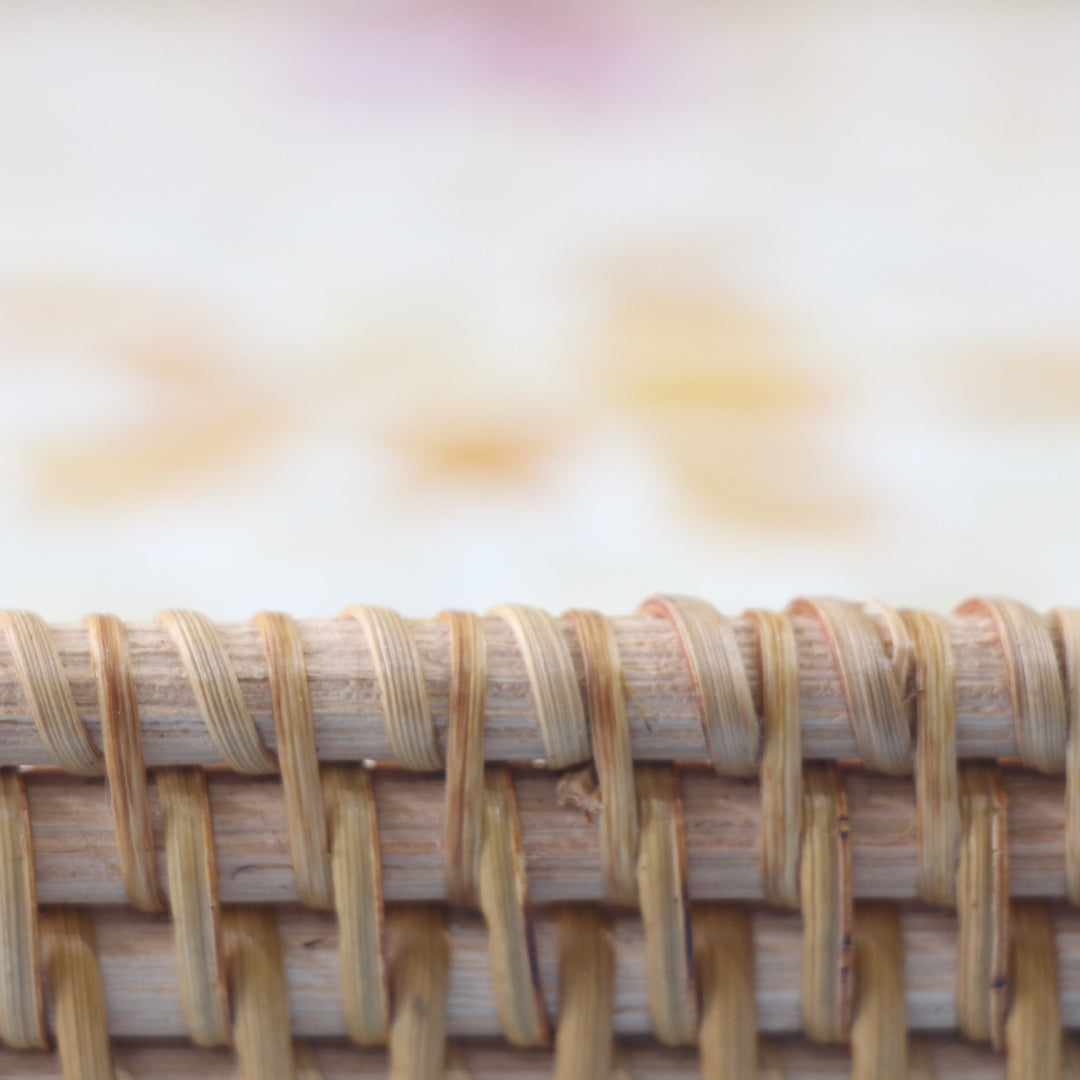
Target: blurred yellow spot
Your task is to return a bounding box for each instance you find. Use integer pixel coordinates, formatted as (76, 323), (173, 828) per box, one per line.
(593, 266), (859, 532)
(33, 405), (281, 508)
(616, 364), (819, 412)
(602, 288), (822, 416)
(600, 283), (820, 410)
(0, 279), (285, 510)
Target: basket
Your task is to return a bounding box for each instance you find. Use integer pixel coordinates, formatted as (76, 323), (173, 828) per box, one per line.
(0, 595), (1073, 1079)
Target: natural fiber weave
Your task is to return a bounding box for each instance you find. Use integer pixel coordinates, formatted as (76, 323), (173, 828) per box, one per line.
(0, 594), (1077, 1077)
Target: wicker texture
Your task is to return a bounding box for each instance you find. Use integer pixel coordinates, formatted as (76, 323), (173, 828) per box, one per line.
(0, 595), (1076, 1078)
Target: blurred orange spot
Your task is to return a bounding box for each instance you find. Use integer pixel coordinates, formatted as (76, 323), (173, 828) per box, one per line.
(387, 419), (558, 487)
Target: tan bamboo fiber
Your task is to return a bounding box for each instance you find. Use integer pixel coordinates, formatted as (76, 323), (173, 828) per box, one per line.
(3, 1037), (1075, 1080)
(20, 903), (1080, 1038)
(0, 602), (1071, 769)
(0, 595), (1078, 1079)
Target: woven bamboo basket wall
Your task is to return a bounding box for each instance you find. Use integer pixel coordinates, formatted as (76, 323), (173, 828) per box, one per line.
(0, 595), (1077, 1079)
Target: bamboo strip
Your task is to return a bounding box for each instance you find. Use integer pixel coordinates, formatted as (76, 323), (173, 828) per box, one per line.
(693, 906), (757, 1079)
(799, 763), (852, 1043)
(156, 611), (275, 775)
(85, 614), (163, 913)
(39, 909), (112, 1080)
(903, 608), (960, 908)
(221, 908), (295, 1080)
(0, 1037), (1022, 1080)
(36, 905), (1080, 1039)
(565, 609), (638, 906)
(155, 768), (229, 1048)
(638, 596), (758, 776)
(0, 770), (45, 1047)
(1006, 904), (1062, 1080)
(323, 765), (387, 1045)
(21, 767), (1072, 906)
(253, 612), (333, 911)
(788, 599), (912, 774)
(0, 611), (1025, 767)
(551, 907), (614, 1080)
(440, 610), (486, 906)
(476, 766), (549, 1048)
(957, 763), (1010, 1048)
(850, 906), (907, 1080)
(385, 907), (449, 1080)
(0, 612), (103, 776)
(635, 764), (696, 1045)
(750, 607), (802, 910)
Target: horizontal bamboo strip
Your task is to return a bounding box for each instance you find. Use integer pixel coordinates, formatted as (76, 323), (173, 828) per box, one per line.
(36, 905), (1080, 1039)
(0, 611), (1021, 768)
(0, 1037), (1032, 1080)
(23, 767), (1066, 906)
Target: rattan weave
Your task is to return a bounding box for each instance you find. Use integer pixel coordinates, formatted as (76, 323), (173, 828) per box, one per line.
(0, 595), (1075, 1078)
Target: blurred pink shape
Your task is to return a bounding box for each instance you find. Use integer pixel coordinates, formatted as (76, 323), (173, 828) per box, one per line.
(295, 1), (694, 111)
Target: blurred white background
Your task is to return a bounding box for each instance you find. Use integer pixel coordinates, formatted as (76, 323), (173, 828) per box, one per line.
(0, 1), (1078, 619)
